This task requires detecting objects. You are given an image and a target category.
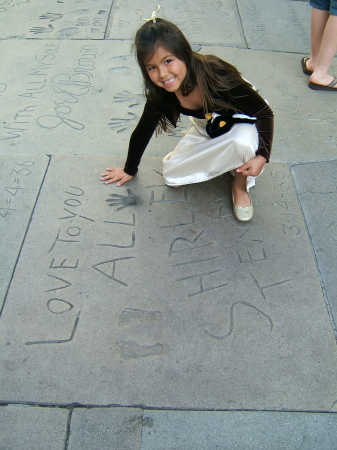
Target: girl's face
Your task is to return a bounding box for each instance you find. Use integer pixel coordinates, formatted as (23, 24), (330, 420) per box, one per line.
(144, 45), (187, 93)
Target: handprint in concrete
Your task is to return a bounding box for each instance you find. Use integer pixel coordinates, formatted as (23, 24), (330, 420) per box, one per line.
(106, 188), (138, 211)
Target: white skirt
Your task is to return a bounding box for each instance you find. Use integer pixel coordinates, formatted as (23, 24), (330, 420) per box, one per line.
(163, 117), (259, 190)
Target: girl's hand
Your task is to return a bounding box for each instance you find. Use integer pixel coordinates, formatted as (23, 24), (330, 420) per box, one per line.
(101, 168), (133, 186)
(236, 155), (267, 177)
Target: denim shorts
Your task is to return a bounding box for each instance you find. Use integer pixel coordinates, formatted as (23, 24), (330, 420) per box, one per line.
(310, 0), (337, 15)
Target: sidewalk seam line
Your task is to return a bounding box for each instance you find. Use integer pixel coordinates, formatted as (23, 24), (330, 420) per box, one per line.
(289, 163), (337, 342)
(64, 408), (73, 450)
(0, 400), (336, 414)
(0, 155), (52, 318)
(104, 0), (116, 40)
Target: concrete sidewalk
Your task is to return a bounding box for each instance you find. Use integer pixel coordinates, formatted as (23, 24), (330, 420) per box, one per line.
(1, 0), (337, 448)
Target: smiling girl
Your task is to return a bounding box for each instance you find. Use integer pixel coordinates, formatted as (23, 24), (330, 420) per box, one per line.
(101, 10), (274, 222)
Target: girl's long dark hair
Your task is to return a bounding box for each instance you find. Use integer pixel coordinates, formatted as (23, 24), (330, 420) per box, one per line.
(133, 18), (248, 132)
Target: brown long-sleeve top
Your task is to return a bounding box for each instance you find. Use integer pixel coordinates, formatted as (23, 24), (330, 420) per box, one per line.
(124, 83), (274, 176)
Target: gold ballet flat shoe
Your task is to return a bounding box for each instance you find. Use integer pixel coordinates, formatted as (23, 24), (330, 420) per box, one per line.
(232, 190), (254, 222)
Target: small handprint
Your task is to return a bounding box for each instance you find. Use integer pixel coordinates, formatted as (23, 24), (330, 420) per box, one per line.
(113, 90), (144, 106)
(106, 188), (138, 210)
(39, 12), (63, 21)
(30, 24), (54, 34)
(108, 112), (138, 133)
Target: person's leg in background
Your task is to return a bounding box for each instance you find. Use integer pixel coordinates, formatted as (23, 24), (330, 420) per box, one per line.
(306, 1), (337, 89)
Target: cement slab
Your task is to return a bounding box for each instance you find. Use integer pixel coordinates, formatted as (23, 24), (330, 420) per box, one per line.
(0, 39), (146, 155)
(141, 410), (337, 450)
(0, 154), (49, 311)
(107, 0), (246, 47)
(0, 405), (69, 450)
(291, 160), (337, 336)
(0, 0), (312, 51)
(0, 156), (336, 411)
(0, 39), (185, 158)
(237, 0), (311, 53)
(68, 407), (143, 450)
(1, 41), (336, 163)
(0, 0), (112, 40)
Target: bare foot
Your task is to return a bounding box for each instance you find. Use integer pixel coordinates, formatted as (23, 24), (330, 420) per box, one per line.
(309, 73), (337, 88)
(304, 57), (315, 73)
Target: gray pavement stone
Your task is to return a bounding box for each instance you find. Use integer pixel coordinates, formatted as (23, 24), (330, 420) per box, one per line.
(237, 0), (311, 53)
(0, 0), (112, 40)
(0, 156), (336, 411)
(141, 410), (337, 450)
(1, 41), (336, 162)
(108, 0), (246, 47)
(1, 1), (337, 445)
(68, 407), (143, 450)
(0, 154), (49, 311)
(0, 40), (145, 156)
(0, 404), (68, 450)
(291, 160), (337, 337)
(0, 38), (185, 158)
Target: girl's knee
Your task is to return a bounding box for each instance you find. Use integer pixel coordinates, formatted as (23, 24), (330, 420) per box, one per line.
(231, 127), (258, 160)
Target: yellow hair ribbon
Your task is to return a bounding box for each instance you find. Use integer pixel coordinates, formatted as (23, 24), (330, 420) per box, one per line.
(144, 5), (160, 23)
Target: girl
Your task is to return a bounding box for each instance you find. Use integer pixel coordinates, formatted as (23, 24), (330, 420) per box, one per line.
(101, 9), (274, 222)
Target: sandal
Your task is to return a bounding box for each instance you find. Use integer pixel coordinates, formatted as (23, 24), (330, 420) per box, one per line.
(308, 77), (337, 91)
(301, 57), (313, 76)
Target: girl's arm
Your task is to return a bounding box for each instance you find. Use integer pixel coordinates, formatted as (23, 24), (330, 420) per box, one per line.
(123, 102), (160, 175)
(101, 102), (160, 186)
